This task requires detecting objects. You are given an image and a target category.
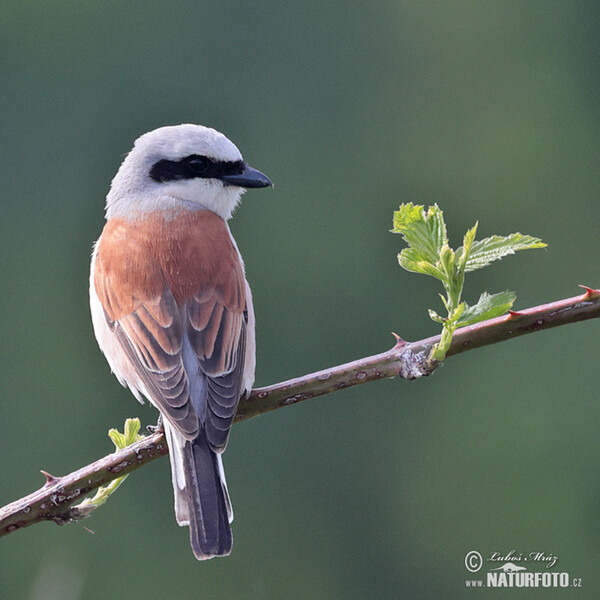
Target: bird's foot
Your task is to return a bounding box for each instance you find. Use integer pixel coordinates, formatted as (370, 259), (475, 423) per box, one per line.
(147, 414), (164, 434)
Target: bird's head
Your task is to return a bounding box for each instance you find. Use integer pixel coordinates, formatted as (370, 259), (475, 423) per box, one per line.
(105, 124), (272, 220)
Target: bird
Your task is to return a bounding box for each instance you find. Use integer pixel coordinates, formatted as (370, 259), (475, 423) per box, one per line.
(89, 124), (271, 559)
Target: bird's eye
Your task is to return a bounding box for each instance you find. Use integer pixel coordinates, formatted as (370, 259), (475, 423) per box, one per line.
(187, 156), (210, 173)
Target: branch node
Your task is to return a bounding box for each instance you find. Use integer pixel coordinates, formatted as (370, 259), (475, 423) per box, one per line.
(282, 395), (301, 406)
(397, 349), (435, 380)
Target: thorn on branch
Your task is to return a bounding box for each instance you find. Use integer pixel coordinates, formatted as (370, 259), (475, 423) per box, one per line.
(40, 470), (59, 485)
(507, 310), (525, 318)
(579, 285), (600, 300)
(391, 332), (407, 347)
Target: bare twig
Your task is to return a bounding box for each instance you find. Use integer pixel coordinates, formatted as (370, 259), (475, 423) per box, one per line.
(0, 433), (168, 537)
(1, 287), (598, 538)
(236, 286), (600, 420)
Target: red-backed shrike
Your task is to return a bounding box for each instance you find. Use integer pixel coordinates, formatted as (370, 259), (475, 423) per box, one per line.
(90, 124), (271, 559)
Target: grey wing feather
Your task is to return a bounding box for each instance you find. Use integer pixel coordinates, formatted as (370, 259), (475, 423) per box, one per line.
(202, 322), (246, 450)
(186, 292), (247, 452)
(106, 290), (199, 439)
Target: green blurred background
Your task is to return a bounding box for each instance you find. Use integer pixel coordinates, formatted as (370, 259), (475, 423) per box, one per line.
(1, 1), (599, 598)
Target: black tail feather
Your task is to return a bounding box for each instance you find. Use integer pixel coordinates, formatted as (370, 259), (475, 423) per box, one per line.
(183, 432), (232, 559)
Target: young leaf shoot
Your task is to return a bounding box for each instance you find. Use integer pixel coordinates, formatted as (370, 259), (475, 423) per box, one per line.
(392, 204), (546, 362)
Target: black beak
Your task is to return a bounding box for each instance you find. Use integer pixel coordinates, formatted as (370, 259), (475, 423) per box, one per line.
(220, 164), (272, 188)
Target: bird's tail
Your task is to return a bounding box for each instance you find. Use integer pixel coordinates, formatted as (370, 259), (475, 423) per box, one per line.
(165, 423), (233, 560)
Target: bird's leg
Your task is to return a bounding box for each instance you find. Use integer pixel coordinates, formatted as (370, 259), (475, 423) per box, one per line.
(147, 413), (164, 434)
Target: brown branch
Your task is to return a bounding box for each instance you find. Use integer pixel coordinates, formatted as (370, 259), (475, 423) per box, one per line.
(1, 287), (599, 539)
(236, 286), (600, 420)
(0, 432), (169, 538)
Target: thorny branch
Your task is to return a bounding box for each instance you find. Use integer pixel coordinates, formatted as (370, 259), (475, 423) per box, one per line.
(1, 287), (599, 538)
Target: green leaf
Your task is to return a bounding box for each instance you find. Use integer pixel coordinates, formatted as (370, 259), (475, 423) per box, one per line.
(398, 248), (445, 280)
(439, 244), (455, 276)
(392, 203), (447, 265)
(465, 233), (546, 272)
(108, 417), (143, 450)
(449, 303), (466, 321)
(72, 418), (145, 518)
(456, 291), (516, 326)
(456, 222), (478, 272)
(438, 293), (450, 311)
(428, 309), (445, 323)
